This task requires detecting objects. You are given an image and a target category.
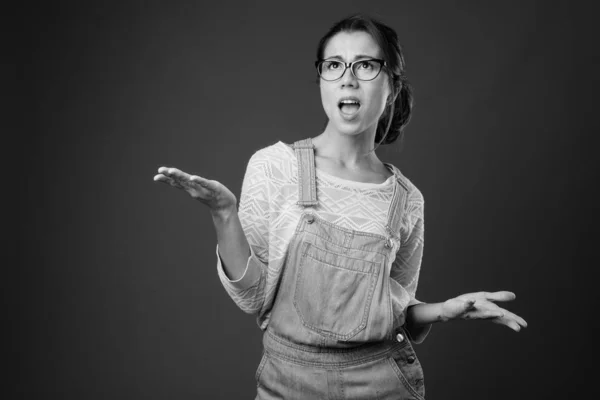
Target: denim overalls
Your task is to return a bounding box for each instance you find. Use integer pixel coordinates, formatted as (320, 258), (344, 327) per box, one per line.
(255, 138), (426, 400)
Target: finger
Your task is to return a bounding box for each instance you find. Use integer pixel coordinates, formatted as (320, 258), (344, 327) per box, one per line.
(459, 299), (505, 320)
(171, 167), (192, 181)
(482, 310), (505, 319)
(509, 312), (527, 328)
(463, 307), (504, 320)
(157, 166), (186, 176)
(482, 291), (516, 302)
(163, 168), (199, 190)
(160, 167), (192, 181)
(492, 313), (526, 332)
(190, 175), (218, 191)
(156, 175), (184, 189)
(490, 317), (518, 331)
(189, 175), (209, 187)
(518, 317), (528, 328)
(508, 319), (522, 332)
(157, 166), (177, 175)
(154, 174), (181, 188)
(492, 306), (527, 327)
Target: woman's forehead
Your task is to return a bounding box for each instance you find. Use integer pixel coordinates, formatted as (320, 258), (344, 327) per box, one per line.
(323, 31), (381, 60)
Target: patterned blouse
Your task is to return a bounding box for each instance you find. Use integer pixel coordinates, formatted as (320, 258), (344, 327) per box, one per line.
(215, 141), (430, 343)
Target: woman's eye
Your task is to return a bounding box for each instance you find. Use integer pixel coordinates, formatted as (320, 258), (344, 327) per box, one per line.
(327, 62), (341, 70)
(358, 61), (373, 70)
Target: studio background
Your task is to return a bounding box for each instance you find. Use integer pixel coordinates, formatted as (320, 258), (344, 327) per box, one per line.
(18, 1), (596, 399)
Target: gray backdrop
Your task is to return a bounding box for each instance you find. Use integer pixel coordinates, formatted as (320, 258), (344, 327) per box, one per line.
(18, 1), (596, 399)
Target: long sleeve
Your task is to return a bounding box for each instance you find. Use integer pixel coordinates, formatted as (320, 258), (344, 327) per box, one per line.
(216, 152), (270, 314)
(390, 190), (432, 344)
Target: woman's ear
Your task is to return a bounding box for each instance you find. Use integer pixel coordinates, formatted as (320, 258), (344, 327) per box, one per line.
(387, 80), (402, 104)
(387, 89), (400, 105)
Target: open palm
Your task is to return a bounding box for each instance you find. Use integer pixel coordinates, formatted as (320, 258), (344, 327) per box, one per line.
(442, 291), (528, 332)
(153, 167), (236, 214)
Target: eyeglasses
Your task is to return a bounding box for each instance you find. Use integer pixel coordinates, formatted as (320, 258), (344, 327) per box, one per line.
(315, 58), (387, 81)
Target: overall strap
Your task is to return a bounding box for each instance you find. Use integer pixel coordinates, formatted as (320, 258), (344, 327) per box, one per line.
(292, 138), (318, 207)
(385, 165), (409, 244)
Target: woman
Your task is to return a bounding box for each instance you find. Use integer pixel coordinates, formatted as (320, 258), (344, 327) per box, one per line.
(154, 14), (527, 399)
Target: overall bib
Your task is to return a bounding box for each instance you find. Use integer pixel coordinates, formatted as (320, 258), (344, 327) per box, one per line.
(255, 138), (426, 400)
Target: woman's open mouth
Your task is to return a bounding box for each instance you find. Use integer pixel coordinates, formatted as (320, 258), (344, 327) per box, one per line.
(338, 98), (361, 117)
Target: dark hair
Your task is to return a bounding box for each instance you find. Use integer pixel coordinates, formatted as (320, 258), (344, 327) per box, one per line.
(316, 14), (413, 147)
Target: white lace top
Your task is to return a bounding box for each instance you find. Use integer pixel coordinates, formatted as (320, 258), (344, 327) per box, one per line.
(215, 141), (429, 342)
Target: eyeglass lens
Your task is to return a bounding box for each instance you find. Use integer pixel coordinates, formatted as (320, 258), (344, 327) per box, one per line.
(318, 60), (382, 81)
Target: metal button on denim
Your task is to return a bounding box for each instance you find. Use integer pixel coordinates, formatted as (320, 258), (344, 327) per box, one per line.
(306, 215), (315, 224)
(396, 333), (404, 342)
(407, 355), (416, 364)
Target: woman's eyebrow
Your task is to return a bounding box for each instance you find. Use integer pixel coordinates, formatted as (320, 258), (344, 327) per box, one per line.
(323, 54), (378, 61)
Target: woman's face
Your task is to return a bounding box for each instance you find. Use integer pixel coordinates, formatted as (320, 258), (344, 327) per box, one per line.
(320, 30), (391, 137)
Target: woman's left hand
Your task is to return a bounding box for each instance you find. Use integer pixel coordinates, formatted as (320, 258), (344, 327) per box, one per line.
(441, 291), (528, 332)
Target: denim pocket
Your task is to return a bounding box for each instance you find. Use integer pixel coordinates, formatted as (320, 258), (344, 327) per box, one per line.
(388, 343), (426, 399)
(293, 243), (379, 341)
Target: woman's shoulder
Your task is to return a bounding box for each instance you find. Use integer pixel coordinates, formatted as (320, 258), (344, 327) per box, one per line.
(250, 141), (295, 162)
(405, 175), (424, 205)
(245, 141), (296, 183)
(387, 164), (425, 209)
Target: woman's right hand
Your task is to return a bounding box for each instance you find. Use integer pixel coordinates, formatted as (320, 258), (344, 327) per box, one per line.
(153, 167), (237, 216)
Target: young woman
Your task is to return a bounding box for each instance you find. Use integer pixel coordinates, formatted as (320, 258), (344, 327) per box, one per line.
(154, 14), (527, 400)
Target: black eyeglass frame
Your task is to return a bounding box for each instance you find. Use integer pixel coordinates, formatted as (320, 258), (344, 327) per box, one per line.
(315, 58), (387, 81)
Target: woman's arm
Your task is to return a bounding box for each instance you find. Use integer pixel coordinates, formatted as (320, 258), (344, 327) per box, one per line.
(390, 187), (431, 343)
(154, 166), (252, 281)
(402, 303), (441, 344)
(406, 302), (445, 326)
(211, 206), (255, 283)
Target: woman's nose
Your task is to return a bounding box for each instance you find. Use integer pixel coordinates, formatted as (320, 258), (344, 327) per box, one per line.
(339, 66), (358, 87)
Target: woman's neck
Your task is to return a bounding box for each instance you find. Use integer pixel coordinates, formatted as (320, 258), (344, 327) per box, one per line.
(313, 127), (379, 169)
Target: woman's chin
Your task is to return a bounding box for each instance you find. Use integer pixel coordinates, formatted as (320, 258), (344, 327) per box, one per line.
(329, 118), (378, 137)
(330, 125), (367, 137)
